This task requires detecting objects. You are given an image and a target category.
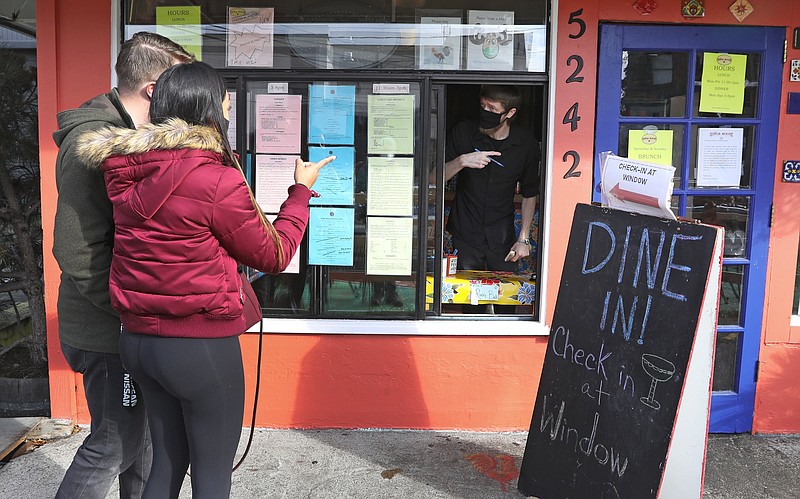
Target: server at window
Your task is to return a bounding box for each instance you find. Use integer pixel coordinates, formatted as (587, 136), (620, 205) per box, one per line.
(444, 85), (540, 305)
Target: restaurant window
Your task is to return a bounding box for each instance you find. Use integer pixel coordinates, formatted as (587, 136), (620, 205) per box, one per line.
(122, 1), (548, 322)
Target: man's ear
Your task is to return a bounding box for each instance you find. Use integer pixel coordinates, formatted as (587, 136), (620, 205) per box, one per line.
(144, 81), (157, 100)
(504, 107), (517, 120)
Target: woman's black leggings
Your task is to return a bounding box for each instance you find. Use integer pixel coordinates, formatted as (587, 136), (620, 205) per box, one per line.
(120, 330), (245, 499)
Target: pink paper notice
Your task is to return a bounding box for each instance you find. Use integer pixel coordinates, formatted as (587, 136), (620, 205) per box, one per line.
(257, 155), (301, 274)
(255, 94), (302, 154)
(255, 155), (298, 213)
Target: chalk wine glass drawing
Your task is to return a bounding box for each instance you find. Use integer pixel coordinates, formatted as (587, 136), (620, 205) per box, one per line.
(640, 353), (676, 410)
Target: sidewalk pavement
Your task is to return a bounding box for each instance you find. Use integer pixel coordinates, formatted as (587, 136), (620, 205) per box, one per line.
(0, 418), (798, 498)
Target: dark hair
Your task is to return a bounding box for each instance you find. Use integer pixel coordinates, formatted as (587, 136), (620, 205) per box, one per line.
(480, 85), (521, 121)
(116, 32), (195, 95)
(149, 61), (286, 266)
(150, 61), (227, 133)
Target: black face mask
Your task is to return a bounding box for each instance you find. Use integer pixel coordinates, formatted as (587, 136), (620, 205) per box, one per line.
(479, 107), (508, 130)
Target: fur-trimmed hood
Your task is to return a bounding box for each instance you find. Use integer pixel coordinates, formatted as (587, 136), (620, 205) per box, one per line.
(78, 118), (229, 221)
(76, 118), (225, 168)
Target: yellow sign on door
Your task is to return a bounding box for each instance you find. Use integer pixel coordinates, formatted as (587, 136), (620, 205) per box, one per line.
(628, 129), (674, 166)
(699, 52), (747, 114)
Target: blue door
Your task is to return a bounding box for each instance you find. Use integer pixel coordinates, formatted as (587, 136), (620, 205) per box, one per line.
(595, 24), (783, 432)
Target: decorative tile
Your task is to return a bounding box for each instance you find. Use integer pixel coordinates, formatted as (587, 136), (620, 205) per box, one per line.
(791, 60), (800, 83)
(729, 0), (754, 23)
(633, 0), (659, 15)
(682, 0), (705, 18)
(782, 160), (800, 182)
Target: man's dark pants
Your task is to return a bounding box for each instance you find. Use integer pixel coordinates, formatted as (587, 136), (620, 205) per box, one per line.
(56, 342), (151, 499)
(453, 236), (518, 314)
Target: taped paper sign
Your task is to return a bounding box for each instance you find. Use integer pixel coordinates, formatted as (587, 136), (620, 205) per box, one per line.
(600, 152), (676, 220)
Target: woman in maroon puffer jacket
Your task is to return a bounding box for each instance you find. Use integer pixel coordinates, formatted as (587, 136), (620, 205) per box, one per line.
(76, 61), (333, 498)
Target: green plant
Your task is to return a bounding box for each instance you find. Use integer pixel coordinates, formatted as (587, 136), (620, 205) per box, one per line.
(0, 48), (46, 369)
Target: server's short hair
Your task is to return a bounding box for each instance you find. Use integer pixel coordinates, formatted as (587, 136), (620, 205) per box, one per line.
(480, 85), (522, 118)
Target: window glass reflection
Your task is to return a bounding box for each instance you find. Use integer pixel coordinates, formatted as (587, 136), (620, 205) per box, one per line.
(718, 264), (745, 326)
(621, 51), (689, 117)
(687, 196), (749, 258)
(713, 332), (739, 391)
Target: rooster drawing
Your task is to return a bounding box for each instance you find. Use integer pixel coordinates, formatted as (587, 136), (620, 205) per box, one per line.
(465, 453), (520, 492)
(431, 46), (452, 62)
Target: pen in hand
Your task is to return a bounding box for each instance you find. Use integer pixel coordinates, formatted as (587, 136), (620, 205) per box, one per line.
(474, 148), (504, 167)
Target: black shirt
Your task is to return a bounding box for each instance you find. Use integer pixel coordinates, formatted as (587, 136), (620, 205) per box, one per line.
(445, 120), (540, 249)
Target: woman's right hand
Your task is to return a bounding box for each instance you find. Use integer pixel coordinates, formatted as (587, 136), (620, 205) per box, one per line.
(294, 156), (335, 189)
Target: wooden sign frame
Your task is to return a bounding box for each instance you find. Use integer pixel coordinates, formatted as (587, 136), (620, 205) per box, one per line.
(518, 204), (723, 499)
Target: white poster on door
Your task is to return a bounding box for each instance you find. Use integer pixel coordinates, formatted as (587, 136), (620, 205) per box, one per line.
(696, 128), (744, 187)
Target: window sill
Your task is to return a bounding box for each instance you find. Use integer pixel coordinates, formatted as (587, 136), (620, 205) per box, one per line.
(247, 318), (550, 336)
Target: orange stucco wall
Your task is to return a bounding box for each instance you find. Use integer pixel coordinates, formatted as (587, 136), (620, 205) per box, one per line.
(38, 0), (800, 431)
(241, 334), (547, 428)
(756, 1), (800, 434)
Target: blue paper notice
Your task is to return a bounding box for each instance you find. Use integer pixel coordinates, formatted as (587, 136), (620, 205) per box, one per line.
(308, 207), (355, 266)
(308, 146), (355, 206)
(308, 84), (356, 145)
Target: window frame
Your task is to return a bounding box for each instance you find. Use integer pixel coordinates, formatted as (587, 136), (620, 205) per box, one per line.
(225, 72), (548, 325)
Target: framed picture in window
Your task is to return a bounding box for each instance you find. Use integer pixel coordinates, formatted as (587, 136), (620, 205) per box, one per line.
(416, 11), (462, 71)
(286, 0), (397, 69)
(466, 10), (514, 71)
(227, 7), (274, 67)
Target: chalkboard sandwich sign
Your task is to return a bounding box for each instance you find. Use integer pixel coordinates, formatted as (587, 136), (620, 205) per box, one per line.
(518, 203), (722, 499)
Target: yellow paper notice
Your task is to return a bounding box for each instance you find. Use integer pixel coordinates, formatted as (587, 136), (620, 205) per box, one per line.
(699, 52), (746, 114)
(156, 6), (202, 61)
(367, 95), (415, 155)
(366, 217), (413, 276)
(628, 129), (674, 166)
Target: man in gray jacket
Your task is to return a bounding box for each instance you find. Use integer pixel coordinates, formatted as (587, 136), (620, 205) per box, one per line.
(52, 32), (193, 499)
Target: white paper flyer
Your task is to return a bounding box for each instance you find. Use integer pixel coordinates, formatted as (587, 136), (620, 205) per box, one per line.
(227, 7), (274, 67)
(600, 152), (677, 220)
